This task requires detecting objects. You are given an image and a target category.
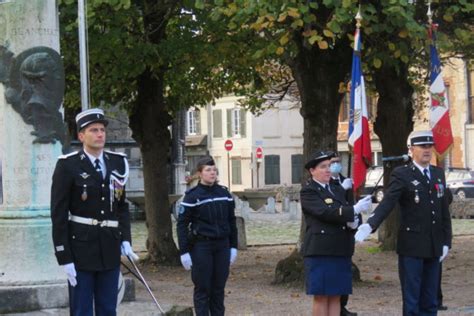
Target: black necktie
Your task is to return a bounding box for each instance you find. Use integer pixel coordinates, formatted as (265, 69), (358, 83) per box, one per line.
(423, 168), (430, 183)
(94, 159), (103, 177)
(325, 184), (333, 195)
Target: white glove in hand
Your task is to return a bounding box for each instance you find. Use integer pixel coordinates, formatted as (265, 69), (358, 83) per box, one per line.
(121, 241), (139, 261)
(63, 262), (77, 287)
(439, 245), (449, 262)
(355, 223), (372, 242)
(341, 178), (353, 190)
(230, 248), (238, 265)
(180, 253), (192, 270)
(354, 196), (372, 215)
(346, 215), (359, 229)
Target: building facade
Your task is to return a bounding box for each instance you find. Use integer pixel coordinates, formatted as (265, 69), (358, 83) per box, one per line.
(184, 58), (473, 191)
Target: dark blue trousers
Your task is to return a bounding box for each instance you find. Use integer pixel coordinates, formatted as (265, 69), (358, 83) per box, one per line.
(190, 239), (230, 316)
(399, 255), (440, 316)
(69, 266), (120, 316)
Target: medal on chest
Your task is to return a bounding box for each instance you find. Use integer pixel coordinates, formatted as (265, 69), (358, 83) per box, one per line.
(113, 180), (124, 200)
(414, 189), (420, 204)
(81, 184), (88, 201)
(435, 183), (444, 198)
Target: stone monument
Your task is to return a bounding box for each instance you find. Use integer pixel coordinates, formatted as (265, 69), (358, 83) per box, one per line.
(0, 0), (68, 312)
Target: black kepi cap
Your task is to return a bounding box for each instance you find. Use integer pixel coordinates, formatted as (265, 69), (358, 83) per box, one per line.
(196, 156), (215, 170)
(304, 151), (336, 170)
(75, 108), (108, 131)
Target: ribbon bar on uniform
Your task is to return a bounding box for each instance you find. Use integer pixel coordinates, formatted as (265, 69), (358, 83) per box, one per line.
(69, 214), (119, 227)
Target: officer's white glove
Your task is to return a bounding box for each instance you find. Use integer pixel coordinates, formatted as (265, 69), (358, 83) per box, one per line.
(355, 223), (372, 242)
(439, 245), (449, 262)
(180, 253), (192, 270)
(353, 196), (372, 215)
(121, 241), (139, 261)
(63, 262), (77, 287)
(346, 215), (359, 230)
(230, 248), (238, 265)
(341, 178), (353, 190)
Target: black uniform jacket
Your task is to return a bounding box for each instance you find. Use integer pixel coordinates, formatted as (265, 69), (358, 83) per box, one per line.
(50, 149), (131, 271)
(177, 182), (238, 255)
(367, 163), (452, 258)
(301, 179), (356, 257)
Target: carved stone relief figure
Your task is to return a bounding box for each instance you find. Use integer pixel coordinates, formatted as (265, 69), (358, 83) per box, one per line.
(0, 45), (66, 147)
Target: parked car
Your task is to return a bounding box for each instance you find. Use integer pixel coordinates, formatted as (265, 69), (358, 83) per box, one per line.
(362, 166), (385, 203)
(445, 168), (474, 199)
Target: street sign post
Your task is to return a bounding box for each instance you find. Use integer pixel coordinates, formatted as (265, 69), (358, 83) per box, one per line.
(224, 139), (233, 151)
(224, 139), (233, 190)
(255, 147), (263, 187)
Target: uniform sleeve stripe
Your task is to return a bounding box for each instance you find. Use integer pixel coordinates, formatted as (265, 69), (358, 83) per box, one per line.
(181, 202), (196, 207)
(182, 197), (233, 207)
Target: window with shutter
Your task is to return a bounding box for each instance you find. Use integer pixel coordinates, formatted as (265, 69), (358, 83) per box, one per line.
(187, 110), (197, 135)
(226, 109), (232, 137)
(240, 109), (246, 137)
(195, 110), (201, 135)
(231, 158), (242, 184)
(231, 108), (241, 136)
(469, 68), (474, 123)
(291, 154), (303, 184)
(265, 155), (280, 185)
(213, 110), (222, 138)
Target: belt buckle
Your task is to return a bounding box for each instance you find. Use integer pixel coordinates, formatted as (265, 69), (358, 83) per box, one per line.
(100, 220), (107, 227)
(92, 219), (99, 225)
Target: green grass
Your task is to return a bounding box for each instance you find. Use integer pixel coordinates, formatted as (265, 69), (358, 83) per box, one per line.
(452, 219), (474, 235)
(246, 221), (300, 245)
(366, 246), (382, 254)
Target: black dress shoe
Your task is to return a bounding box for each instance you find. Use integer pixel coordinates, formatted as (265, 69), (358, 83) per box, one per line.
(437, 305), (448, 311)
(341, 306), (358, 316)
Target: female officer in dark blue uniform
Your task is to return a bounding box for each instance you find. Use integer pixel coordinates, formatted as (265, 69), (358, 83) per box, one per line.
(301, 151), (371, 316)
(177, 156), (238, 316)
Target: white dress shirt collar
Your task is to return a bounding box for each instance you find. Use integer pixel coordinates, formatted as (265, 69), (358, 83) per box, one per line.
(412, 161), (430, 178)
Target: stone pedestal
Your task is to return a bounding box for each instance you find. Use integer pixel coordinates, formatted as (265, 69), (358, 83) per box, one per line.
(289, 201), (301, 221)
(264, 197), (276, 213)
(0, 0), (68, 313)
(236, 216), (247, 250)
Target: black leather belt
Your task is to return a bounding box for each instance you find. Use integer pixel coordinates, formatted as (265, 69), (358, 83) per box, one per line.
(195, 235), (224, 241)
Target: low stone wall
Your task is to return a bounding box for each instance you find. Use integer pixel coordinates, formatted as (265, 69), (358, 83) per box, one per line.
(450, 198), (474, 219)
(275, 185), (301, 202)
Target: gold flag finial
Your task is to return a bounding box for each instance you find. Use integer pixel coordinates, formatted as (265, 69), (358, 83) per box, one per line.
(355, 5), (362, 29)
(427, 1), (433, 25)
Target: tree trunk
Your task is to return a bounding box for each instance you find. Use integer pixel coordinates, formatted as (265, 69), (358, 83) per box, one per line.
(126, 1), (180, 265)
(274, 35), (352, 284)
(129, 68), (179, 265)
(373, 65), (414, 251)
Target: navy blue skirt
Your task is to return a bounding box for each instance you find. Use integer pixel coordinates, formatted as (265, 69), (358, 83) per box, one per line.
(304, 255), (352, 295)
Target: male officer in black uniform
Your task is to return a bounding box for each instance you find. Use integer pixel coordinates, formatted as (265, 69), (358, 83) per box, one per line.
(51, 108), (138, 316)
(356, 130), (452, 316)
(329, 154), (358, 316)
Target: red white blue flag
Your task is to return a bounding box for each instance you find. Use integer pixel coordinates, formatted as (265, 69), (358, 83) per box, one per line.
(348, 28), (372, 191)
(428, 25), (453, 156)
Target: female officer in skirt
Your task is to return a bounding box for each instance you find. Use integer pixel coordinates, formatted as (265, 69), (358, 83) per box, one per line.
(301, 151), (372, 316)
(177, 156), (238, 316)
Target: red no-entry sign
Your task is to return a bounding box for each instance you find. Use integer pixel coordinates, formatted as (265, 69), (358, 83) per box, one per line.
(256, 147), (263, 159)
(224, 139), (233, 151)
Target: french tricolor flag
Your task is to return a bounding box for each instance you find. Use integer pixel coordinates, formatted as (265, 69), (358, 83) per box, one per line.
(348, 28), (372, 191)
(428, 25), (453, 156)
